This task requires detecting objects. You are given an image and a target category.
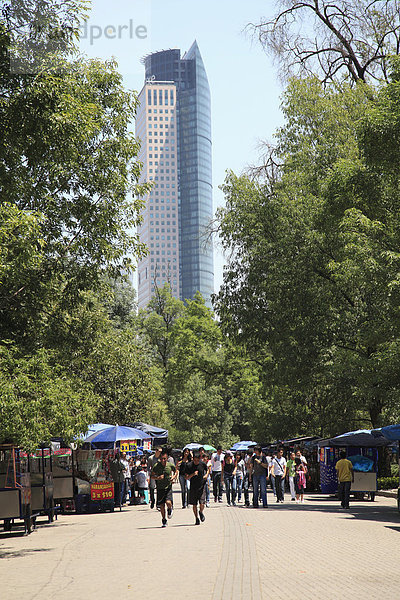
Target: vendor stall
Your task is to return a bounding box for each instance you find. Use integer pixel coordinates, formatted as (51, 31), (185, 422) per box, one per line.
(73, 448), (116, 513)
(0, 445), (31, 534)
(83, 425), (151, 455)
(130, 422), (168, 446)
(318, 429), (390, 499)
(380, 424), (400, 512)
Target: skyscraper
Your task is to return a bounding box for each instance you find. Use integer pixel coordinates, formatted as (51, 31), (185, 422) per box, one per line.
(136, 41), (214, 309)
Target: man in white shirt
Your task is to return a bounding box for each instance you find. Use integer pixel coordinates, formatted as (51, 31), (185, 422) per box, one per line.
(210, 446), (225, 502)
(270, 448), (287, 503)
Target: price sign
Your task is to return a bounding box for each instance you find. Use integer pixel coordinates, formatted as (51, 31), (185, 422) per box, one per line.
(90, 482), (114, 501)
(120, 440), (137, 452)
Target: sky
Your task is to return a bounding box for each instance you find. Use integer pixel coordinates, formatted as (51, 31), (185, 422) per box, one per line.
(78, 0), (284, 294)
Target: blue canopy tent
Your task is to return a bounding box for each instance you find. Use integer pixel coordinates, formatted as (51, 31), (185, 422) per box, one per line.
(130, 423), (168, 446)
(319, 429), (390, 448)
(380, 424), (400, 441)
(83, 425), (150, 449)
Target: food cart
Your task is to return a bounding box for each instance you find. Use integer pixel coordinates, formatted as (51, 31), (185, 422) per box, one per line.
(0, 445), (32, 534)
(318, 429), (390, 499)
(28, 447), (55, 523)
(73, 448), (115, 513)
(82, 425), (152, 509)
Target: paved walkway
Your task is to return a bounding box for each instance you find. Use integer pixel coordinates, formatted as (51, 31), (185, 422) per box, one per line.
(1, 489), (400, 599)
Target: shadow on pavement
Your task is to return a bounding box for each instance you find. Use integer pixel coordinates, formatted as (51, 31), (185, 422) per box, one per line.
(236, 493), (400, 526)
(0, 546), (51, 559)
(384, 525), (400, 533)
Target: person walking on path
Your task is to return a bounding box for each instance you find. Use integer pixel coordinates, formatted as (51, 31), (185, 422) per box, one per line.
(243, 449), (253, 507)
(134, 463), (149, 503)
(249, 446), (269, 508)
(185, 451), (208, 525)
(211, 446), (225, 503)
(177, 448), (191, 508)
(147, 446), (162, 509)
(335, 451), (354, 509)
(234, 452), (246, 503)
(109, 452), (125, 508)
(202, 452), (212, 507)
(286, 452), (296, 501)
(120, 452), (131, 504)
(294, 457), (307, 503)
(271, 448), (287, 503)
(151, 450), (178, 527)
(221, 453), (237, 505)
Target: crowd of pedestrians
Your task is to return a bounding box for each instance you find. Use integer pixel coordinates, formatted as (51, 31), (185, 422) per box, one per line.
(109, 443), (359, 527)
(109, 444), (312, 527)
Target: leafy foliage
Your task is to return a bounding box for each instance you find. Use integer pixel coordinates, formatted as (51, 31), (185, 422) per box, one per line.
(216, 64), (400, 435)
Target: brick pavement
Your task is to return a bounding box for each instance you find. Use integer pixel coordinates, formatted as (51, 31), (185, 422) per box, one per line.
(1, 489), (400, 600)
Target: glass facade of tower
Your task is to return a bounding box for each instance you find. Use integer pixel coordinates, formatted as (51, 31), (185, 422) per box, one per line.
(143, 42), (214, 307)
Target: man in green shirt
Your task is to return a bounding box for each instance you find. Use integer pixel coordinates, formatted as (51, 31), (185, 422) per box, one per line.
(151, 450), (177, 527)
(335, 451), (354, 509)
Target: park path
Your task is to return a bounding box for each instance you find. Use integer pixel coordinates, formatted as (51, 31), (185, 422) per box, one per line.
(1, 489), (400, 600)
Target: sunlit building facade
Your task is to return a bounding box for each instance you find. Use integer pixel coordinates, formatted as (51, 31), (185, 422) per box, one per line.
(136, 41), (214, 309)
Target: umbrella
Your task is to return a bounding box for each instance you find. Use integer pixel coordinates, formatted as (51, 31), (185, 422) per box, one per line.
(183, 442), (202, 450)
(84, 425), (150, 449)
(231, 441), (257, 451)
(76, 422), (113, 440)
(203, 444), (217, 452)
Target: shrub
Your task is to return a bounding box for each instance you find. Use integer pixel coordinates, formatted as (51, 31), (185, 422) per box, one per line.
(377, 476), (399, 490)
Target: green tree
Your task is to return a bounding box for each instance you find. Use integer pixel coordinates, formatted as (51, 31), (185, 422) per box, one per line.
(0, 0), (151, 446)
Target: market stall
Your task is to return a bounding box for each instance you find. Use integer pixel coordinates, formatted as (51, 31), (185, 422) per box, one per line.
(130, 422), (168, 446)
(318, 429), (390, 498)
(73, 448), (115, 513)
(83, 425), (151, 455)
(380, 424), (400, 512)
(0, 445), (32, 534)
(80, 426), (152, 510)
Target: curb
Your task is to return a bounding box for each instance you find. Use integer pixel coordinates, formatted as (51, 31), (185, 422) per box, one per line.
(376, 489), (397, 498)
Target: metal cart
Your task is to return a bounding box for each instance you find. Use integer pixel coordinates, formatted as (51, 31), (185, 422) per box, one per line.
(0, 445), (32, 534)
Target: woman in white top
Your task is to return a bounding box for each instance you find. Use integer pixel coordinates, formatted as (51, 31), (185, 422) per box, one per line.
(234, 452), (246, 503)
